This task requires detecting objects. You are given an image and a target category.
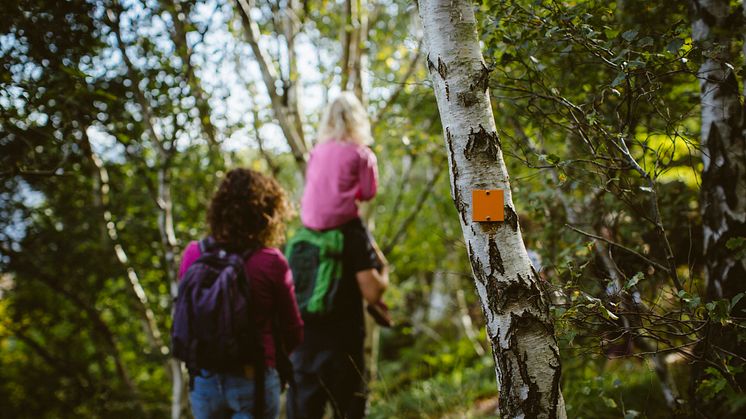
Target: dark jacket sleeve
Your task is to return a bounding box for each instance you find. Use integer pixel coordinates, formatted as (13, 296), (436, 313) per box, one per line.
(273, 252), (304, 352)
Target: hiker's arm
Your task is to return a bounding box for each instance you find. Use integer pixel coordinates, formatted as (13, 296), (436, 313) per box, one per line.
(275, 255), (304, 351)
(177, 241), (200, 280)
(356, 147), (378, 201)
(356, 264), (389, 305)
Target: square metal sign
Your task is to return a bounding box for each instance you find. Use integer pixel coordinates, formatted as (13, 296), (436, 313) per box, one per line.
(472, 189), (504, 222)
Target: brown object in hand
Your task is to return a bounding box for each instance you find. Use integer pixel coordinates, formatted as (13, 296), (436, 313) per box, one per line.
(472, 189), (504, 222)
(367, 301), (393, 328)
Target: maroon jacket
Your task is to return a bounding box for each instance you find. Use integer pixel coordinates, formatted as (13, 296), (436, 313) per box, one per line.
(178, 242), (304, 368)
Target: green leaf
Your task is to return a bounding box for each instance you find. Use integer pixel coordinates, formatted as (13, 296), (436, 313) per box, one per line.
(639, 36), (654, 47)
(625, 272), (644, 290)
(599, 305), (619, 320)
(666, 38), (684, 53)
(611, 72), (626, 87)
(726, 237), (745, 250)
(622, 30), (638, 42)
(731, 293), (745, 310)
(625, 410), (641, 419)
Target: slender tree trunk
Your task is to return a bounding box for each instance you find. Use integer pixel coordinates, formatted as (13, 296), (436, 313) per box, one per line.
(234, 0), (308, 171)
(108, 9), (187, 415)
(83, 131), (183, 416)
(156, 165), (187, 419)
(340, 0), (353, 91)
(161, 0), (222, 164)
(691, 0), (746, 410)
(417, 1), (566, 417)
(341, 0), (367, 101)
(350, 0), (367, 101)
(692, 0), (746, 304)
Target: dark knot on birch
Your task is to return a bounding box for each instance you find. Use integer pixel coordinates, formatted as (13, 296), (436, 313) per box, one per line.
(465, 124), (501, 161)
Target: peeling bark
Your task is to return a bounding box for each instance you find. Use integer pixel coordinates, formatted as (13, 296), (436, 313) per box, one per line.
(691, 0), (746, 403)
(693, 0), (746, 303)
(418, 1), (566, 417)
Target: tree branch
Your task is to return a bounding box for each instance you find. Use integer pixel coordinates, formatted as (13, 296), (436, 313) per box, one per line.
(565, 223), (671, 274)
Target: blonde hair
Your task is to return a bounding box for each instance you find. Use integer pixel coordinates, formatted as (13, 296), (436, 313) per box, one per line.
(317, 91), (372, 145)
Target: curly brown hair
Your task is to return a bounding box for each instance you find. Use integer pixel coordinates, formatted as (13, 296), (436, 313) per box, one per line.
(207, 168), (292, 250)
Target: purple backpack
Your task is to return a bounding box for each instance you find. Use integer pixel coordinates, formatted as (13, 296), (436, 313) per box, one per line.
(171, 238), (263, 375)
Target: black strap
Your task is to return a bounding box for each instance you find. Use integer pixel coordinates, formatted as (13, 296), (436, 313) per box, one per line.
(272, 317), (296, 390)
(254, 356), (266, 417)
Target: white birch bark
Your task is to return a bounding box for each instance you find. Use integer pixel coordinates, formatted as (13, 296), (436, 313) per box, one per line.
(418, 1), (566, 417)
(692, 0), (746, 302)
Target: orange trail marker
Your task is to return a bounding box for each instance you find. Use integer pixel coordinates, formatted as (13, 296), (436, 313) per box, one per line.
(472, 189), (504, 222)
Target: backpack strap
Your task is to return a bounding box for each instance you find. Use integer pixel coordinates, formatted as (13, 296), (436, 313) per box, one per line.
(241, 247), (256, 261)
(200, 237), (256, 261)
(198, 237), (216, 254)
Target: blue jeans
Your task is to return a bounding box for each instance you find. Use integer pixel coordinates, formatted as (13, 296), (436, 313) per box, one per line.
(189, 368), (280, 419)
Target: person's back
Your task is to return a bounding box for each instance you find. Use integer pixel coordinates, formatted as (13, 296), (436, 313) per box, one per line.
(286, 218), (385, 419)
(301, 140), (377, 231)
(175, 168), (303, 419)
(300, 91), (378, 232)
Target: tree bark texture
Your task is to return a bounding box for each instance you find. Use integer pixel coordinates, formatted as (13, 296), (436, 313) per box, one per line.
(691, 0), (746, 407)
(692, 0), (746, 303)
(418, 1), (566, 417)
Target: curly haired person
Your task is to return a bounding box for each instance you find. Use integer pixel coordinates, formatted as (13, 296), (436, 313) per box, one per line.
(178, 168), (304, 418)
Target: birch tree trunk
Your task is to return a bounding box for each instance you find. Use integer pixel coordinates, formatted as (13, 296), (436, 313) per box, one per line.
(692, 0), (746, 305)
(418, 1), (566, 417)
(691, 0), (746, 403)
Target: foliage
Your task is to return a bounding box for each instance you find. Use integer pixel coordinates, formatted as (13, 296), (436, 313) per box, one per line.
(1, 0), (745, 417)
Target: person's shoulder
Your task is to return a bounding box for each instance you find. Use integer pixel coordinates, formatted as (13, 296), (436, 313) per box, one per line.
(356, 144), (377, 161)
(253, 247), (285, 258)
(248, 247), (289, 270)
(183, 240), (200, 256)
(339, 218), (368, 238)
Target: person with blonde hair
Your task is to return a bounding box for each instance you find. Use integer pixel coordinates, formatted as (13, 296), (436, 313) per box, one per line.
(301, 91), (376, 230)
(287, 92), (389, 419)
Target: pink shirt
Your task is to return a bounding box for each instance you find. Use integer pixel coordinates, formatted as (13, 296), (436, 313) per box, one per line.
(301, 140), (378, 230)
(178, 243), (304, 368)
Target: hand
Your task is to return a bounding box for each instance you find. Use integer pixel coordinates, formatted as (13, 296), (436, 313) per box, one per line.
(367, 301), (393, 328)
